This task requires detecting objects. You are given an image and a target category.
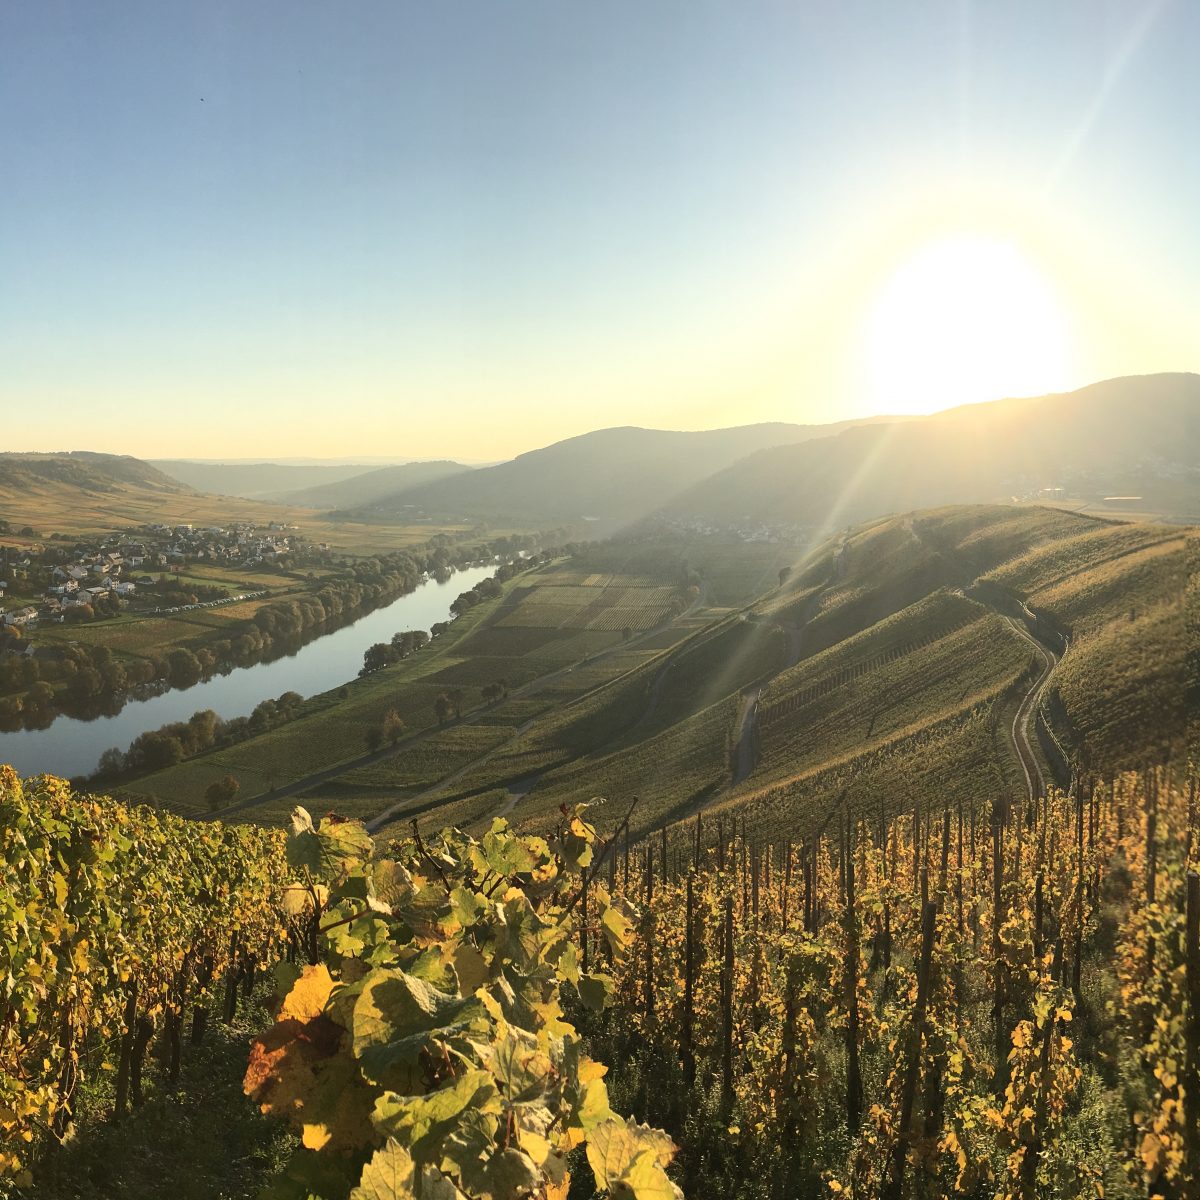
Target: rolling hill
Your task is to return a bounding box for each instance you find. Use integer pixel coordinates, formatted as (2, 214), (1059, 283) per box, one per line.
(664, 372), (1200, 530)
(149, 460), (380, 499)
(0, 451), (186, 496)
(124, 502), (1190, 850)
(334, 420), (868, 529)
(272, 460), (471, 509)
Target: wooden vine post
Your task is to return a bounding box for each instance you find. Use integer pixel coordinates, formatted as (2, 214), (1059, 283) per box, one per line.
(1185, 870), (1200, 1186)
(721, 893), (735, 1119)
(844, 817), (862, 1135)
(644, 850), (655, 1024)
(883, 899), (938, 1200)
(683, 872), (696, 1088)
(991, 802), (1007, 1091)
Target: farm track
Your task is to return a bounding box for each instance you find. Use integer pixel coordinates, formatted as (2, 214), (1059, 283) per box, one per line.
(1001, 615), (1059, 804)
(907, 520), (1072, 804)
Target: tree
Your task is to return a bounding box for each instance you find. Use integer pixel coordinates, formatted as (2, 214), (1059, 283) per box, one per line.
(382, 709), (406, 746)
(204, 774), (240, 812)
(96, 748), (125, 778)
(361, 642), (398, 675)
(166, 647), (203, 688)
(434, 693), (453, 726)
(449, 688), (464, 719)
(365, 726), (384, 752)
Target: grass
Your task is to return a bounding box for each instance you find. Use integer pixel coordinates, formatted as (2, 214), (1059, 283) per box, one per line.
(719, 702), (1014, 843)
(30, 988), (290, 1200)
(331, 723), (513, 792)
(980, 521), (1179, 597)
(1052, 599), (1187, 771)
(1026, 536), (1186, 636)
(127, 558), (699, 816)
(511, 694), (741, 837)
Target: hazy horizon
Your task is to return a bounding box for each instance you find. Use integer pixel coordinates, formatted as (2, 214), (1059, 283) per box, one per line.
(3, 2), (1199, 459)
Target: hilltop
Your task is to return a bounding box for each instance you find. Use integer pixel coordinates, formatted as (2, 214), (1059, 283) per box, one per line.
(665, 372), (1200, 529)
(149, 459), (380, 499)
(151, 458), (472, 506)
(0, 451), (186, 495)
(273, 459), (471, 509)
(287, 372), (1200, 533)
(0, 451), (471, 553)
(333, 420), (866, 529)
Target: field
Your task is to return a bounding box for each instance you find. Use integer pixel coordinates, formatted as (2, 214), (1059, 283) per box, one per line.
(755, 601), (1027, 781)
(100, 506), (1191, 869)
(6, 505), (1196, 1200)
(128, 557), (695, 818)
(0, 469), (476, 555)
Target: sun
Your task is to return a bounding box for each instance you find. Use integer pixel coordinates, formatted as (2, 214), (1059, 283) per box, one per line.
(863, 233), (1075, 415)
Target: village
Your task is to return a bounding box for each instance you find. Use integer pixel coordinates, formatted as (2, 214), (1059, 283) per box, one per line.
(0, 521), (308, 634)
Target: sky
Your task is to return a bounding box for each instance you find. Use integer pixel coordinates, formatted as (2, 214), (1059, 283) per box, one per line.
(2, 1), (1198, 461)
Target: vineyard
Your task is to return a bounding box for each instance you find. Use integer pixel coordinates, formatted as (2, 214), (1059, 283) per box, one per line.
(1, 773), (679, 1199)
(575, 767), (1200, 1198)
(0, 767), (285, 1186)
(496, 578), (686, 634)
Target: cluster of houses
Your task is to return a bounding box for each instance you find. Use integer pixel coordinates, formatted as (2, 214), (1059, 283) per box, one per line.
(0, 521), (301, 632)
(651, 514), (808, 545)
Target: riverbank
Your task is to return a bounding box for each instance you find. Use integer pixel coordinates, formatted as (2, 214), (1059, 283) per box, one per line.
(0, 562), (506, 778)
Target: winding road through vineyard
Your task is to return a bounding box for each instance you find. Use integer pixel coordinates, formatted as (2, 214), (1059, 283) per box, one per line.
(1003, 614), (1060, 803)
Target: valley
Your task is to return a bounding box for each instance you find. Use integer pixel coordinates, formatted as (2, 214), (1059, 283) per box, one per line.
(87, 501), (1188, 869)
(1, 382), (1195, 1200)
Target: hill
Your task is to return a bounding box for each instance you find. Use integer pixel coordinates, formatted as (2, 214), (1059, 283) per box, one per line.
(0, 451), (470, 551)
(149, 459), (380, 499)
(664, 372), (1200, 529)
(335, 421), (866, 530)
(0, 451), (186, 496)
(125, 504), (1189, 848)
(273, 459), (471, 509)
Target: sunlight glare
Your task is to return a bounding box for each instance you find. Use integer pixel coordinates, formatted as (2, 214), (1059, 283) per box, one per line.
(864, 234), (1074, 415)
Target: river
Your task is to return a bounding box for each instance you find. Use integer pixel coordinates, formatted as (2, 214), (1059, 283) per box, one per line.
(0, 564), (497, 779)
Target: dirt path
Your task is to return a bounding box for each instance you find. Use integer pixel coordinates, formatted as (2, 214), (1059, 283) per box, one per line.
(1002, 615), (1059, 804)
(730, 689), (760, 786)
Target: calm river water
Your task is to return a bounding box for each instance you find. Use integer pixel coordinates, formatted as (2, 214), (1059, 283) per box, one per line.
(0, 564), (496, 779)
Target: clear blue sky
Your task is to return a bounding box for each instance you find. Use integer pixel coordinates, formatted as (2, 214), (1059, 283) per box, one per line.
(2, 1), (1197, 458)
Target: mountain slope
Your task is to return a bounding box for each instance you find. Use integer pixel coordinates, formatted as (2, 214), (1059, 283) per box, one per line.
(665, 373), (1200, 528)
(275, 461), (471, 509)
(149, 460), (379, 499)
(0, 452), (187, 496)
(341, 422), (864, 529)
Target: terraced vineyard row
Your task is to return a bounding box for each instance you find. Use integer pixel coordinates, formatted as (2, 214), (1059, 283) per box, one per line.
(584, 767), (1200, 1198)
(0, 769), (286, 1184)
(759, 607), (982, 724)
